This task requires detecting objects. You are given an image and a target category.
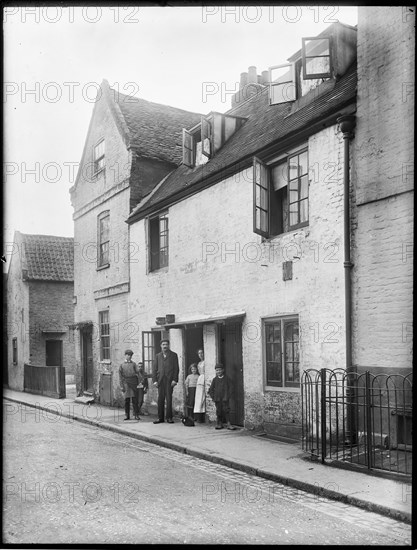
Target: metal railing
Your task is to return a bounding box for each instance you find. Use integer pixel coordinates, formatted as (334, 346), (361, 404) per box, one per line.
(301, 368), (412, 477)
(24, 364), (66, 398)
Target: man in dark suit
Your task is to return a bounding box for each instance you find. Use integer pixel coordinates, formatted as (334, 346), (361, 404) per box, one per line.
(152, 339), (179, 424)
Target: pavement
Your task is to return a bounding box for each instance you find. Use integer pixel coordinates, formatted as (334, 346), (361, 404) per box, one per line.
(3, 386), (412, 525)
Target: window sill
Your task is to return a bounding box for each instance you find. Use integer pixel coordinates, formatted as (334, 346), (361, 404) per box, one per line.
(264, 386), (300, 393)
(97, 264), (110, 271)
(261, 225), (309, 243)
(148, 266), (169, 275)
(99, 360), (112, 364)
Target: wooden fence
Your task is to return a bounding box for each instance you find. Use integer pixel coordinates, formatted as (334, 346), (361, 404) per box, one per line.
(24, 364), (66, 398)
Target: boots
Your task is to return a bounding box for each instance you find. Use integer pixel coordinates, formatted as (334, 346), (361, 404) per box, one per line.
(215, 417), (224, 430)
(124, 398), (130, 421)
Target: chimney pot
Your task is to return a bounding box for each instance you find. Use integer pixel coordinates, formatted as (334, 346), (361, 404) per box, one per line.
(248, 66), (257, 84)
(261, 70), (269, 85)
(240, 72), (248, 89)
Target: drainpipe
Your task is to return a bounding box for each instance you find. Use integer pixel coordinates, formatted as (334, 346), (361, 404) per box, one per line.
(337, 114), (356, 443)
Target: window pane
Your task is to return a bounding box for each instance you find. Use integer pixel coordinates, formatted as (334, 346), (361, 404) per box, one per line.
(300, 199), (308, 223)
(298, 152), (308, 176)
(271, 82), (296, 104)
(260, 210), (268, 233)
(300, 175), (308, 199)
(267, 362), (282, 385)
(260, 187), (268, 209)
(289, 189), (299, 204)
(306, 56), (330, 76)
(305, 38), (330, 57)
(289, 157), (299, 180)
(289, 211), (298, 226)
(271, 163), (287, 191)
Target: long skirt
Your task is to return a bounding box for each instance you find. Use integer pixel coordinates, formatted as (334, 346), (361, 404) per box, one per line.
(193, 375), (206, 413)
(186, 387), (196, 409)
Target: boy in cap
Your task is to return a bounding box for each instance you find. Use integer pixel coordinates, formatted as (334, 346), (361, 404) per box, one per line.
(119, 349), (143, 421)
(208, 363), (236, 430)
(136, 361), (149, 416)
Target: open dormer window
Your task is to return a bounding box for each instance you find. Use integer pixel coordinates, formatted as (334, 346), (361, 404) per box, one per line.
(182, 113), (245, 168)
(302, 37), (332, 79)
(269, 63), (296, 105)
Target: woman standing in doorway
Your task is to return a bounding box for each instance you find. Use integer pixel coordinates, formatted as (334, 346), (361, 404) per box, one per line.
(193, 348), (206, 423)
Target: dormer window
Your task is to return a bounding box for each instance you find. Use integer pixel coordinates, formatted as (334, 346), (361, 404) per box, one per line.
(183, 113), (246, 168)
(269, 63), (296, 105)
(94, 139), (105, 174)
(302, 37), (332, 79)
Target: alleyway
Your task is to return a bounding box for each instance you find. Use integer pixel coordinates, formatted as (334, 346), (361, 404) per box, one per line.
(3, 406), (411, 545)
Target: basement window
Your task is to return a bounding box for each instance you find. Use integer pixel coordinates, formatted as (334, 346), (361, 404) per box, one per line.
(253, 149), (308, 238)
(149, 211), (169, 272)
(93, 139), (105, 175)
(302, 37), (332, 79)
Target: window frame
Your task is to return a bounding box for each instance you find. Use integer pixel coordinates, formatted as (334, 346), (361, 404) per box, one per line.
(263, 315), (300, 391)
(142, 330), (162, 375)
(253, 147), (309, 239)
(97, 210), (110, 269)
(301, 36), (332, 80)
(268, 63), (296, 105)
(99, 310), (110, 361)
(93, 139), (105, 175)
(149, 211), (169, 272)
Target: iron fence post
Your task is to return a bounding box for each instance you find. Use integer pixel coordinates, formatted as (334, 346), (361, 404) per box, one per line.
(321, 368), (327, 462)
(365, 370), (373, 469)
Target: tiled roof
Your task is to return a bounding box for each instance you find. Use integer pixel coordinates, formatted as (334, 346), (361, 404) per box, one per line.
(128, 63), (357, 221)
(20, 233), (74, 282)
(114, 91), (202, 165)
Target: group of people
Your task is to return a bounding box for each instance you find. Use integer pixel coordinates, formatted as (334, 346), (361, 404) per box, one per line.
(119, 339), (235, 430)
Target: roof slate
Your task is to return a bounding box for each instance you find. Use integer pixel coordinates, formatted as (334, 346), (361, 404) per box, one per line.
(114, 91), (202, 165)
(20, 233), (74, 282)
(128, 63), (357, 220)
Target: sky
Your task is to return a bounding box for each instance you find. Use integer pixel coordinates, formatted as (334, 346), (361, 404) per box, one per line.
(3, 4), (358, 271)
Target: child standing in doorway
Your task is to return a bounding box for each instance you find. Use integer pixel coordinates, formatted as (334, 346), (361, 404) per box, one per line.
(208, 363), (236, 430)
(185, 363), (200, 419)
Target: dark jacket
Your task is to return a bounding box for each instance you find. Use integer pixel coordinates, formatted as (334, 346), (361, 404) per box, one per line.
(152, 350), (179, 384)
(208, 375), (233, 402)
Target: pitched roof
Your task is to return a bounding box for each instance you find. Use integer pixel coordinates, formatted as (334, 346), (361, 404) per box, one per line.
(128, 62), (357, 222)
(110, 87), (202, 165)
(20, 233), (74, 282)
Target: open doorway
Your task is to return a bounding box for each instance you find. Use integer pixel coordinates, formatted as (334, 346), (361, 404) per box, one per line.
(184, 326), (204, 376)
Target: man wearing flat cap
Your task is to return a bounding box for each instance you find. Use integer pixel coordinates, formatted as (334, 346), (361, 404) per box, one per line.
(152, 339), (179, 424)
(119, 349), (143, 421)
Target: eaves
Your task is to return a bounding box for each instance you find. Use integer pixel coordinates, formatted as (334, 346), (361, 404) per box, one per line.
(127, 95), (356, 225)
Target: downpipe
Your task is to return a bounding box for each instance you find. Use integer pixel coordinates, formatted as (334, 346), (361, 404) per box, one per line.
(337, 114), (356, 444)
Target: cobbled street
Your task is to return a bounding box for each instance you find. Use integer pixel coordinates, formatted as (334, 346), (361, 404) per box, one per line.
(3, 406), (411, 545)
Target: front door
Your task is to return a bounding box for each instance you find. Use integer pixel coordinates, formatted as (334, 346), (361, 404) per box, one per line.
(46, 340), (63, 366)
(81, 328), (93, 392)
(220, 322), (244, 426)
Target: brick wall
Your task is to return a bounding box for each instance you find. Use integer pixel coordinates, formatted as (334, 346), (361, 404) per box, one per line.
(128, 125), (347, 430)
(28, 281), (75, 373)
(352, 6), (414, 371)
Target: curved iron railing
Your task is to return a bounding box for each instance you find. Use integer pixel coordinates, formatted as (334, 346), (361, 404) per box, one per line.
(301, 368), (412, 477)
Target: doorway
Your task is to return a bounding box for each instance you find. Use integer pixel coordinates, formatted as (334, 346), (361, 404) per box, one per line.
(45, 340), (63, 366)
(81, 327), (93, 392)
(219, 322), (244, 426)
(184, 326), (204, 376)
